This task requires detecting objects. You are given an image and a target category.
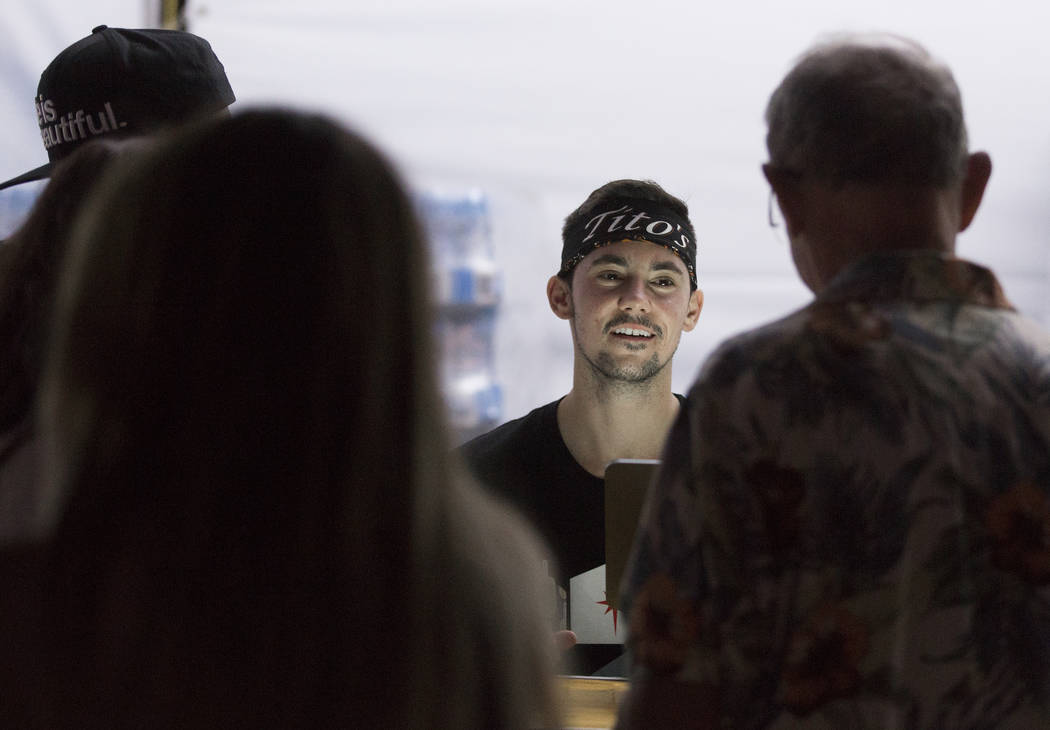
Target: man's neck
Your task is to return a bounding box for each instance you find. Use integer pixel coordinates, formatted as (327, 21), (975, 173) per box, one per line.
(804, 182), (959, 290)
(556, 374), (680, 478)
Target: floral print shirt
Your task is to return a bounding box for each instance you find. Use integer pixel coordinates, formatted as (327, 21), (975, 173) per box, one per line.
(620, 251), (1050, 728)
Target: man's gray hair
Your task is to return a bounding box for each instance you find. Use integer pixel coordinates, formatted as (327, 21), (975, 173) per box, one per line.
(765, 34), (969, 187)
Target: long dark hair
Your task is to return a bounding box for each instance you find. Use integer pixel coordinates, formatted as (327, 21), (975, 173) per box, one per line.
(39, 109), (556, 728)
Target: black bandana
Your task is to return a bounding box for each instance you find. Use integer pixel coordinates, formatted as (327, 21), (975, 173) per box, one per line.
(561, 197), (697, 288)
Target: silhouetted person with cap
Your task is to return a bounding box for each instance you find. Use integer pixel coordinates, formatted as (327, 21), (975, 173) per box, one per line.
(0, 27), (235, 724)
(0, 27), (235, 721)
(0, 25), (235, 543)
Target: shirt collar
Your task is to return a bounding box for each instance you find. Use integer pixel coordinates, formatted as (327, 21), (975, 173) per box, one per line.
(817, 250), (1015, 311)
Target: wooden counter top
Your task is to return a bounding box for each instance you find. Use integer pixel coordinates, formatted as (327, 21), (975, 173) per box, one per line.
(558, 675), (628, 729)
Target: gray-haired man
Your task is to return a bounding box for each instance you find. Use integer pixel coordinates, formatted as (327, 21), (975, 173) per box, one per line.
(618, 34), (1050, 729)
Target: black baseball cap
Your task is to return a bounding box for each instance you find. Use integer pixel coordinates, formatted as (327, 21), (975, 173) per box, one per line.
(0, 25), (235, 191)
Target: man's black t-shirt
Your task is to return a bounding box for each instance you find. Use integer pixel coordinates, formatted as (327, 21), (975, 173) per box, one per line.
(458, 398), (636, 676)
(461, 400), (603, 578)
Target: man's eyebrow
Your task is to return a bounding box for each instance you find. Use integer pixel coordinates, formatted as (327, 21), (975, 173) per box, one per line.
(587, 253), (629, 268)
(586, 252), (686, 276)
(650, 259), (686, 276)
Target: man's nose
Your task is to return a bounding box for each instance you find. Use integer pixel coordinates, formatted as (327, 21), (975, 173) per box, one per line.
(618, 276), (649, 312)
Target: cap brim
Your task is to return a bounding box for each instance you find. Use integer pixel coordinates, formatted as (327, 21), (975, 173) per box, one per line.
(0, 162), (52, 192)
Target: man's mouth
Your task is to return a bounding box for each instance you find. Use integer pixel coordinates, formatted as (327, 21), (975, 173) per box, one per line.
(611, 327), (654, 339)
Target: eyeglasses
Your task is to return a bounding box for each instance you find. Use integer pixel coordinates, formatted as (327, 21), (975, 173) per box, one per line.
(764, 166), (802, 242)
(767, 188), (791, 245)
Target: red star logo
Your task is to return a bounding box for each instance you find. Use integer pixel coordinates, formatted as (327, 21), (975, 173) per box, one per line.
(596, 592), (619, 634)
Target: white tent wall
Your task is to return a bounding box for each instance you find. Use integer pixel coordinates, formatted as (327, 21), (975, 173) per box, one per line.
(184, 0), (1049, 425)
(3, 1), (1048, 429)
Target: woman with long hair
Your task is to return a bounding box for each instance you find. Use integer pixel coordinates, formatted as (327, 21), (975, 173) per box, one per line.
(37, 109), (559, 728)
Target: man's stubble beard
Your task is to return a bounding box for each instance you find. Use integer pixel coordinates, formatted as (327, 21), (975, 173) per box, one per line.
(582, 348), (666, 384)
(571, 311), (677, 387)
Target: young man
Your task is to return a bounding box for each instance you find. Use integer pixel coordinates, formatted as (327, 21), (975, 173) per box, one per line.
(616, 35), (1050, 728)
(460, 179), (703, 676)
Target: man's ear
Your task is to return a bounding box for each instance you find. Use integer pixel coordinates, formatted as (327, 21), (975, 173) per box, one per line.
(959, 151), (992, 232)
(682, 287), (703, 332)
(547, 275), (573, 320)
(762, 164), (805, 237)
